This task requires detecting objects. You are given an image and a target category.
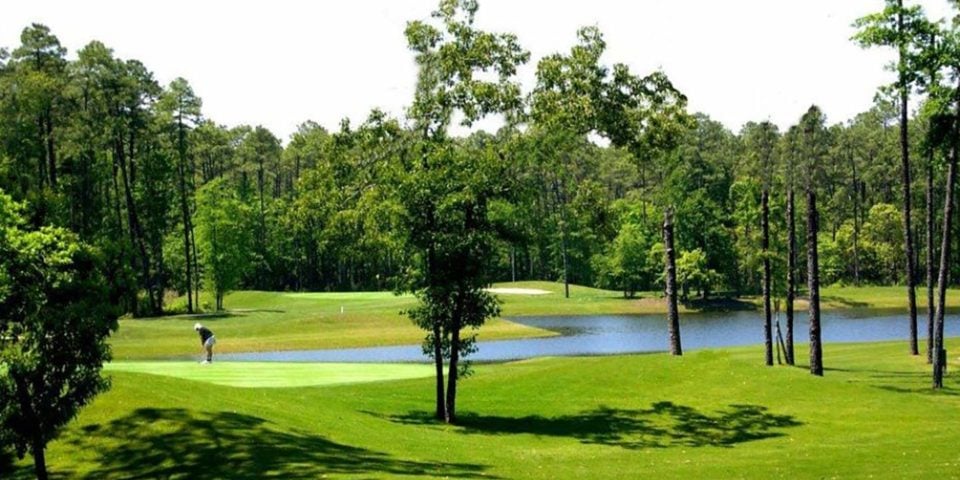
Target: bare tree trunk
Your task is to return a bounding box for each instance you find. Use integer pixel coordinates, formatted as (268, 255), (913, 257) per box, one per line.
(851, 153), (862, 286)
(927, 152), (936, 364)
(933, 112), (958, 389)
(117, 139), (156, 316)
(446, 310), (461, 424)
(432, 319), (446, 420)
(176, 113), (194, 313)
(552, 179), (571, 299)
(32, 437), (48, 480)
(44, 111), (56, 188)
(664, 208), (682, 356)
(807, 189), (823, 376)
(898, 2), (920, 357)
(786, 188), (796, 365)
(762, 190), (773, 366)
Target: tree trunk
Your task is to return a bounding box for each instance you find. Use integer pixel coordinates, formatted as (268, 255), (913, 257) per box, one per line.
(933, 103), (958, 389)
(786, 188), (796, 365)
(807, 189), (823, 376)
(32, 437), (48, 480)
(664, 209), (682, 356)
(898, 2), (920, 357)
(851, 152), (861, 286)
(44, 111), (56, 188)
(927, 152), (936, 364)
(762, 190), (773, 366)
(177, 114), (194, 313)
(36, 116), (47, 190)
(432, 319), (446, 420)
(446, 310), (461, 424)
(191, 222), (201, 308)
(117, 139), (155, 316)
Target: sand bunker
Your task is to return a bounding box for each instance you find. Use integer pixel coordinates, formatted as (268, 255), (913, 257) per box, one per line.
(485, 287), (551, 295)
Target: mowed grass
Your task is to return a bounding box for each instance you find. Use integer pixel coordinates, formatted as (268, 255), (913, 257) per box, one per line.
(112, 283), (960, 360)
(111, 290), (556, 360)
(106, 362), (434, 388)
(12, 339), (960, 479)
(497, 281), (960, 314)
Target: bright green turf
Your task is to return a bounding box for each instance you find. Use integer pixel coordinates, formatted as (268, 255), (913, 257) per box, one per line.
(496, 281), (960, 314)
(112, 283), (960, 360)
(105, 362), (434, 388)
(111, 290), (556, 360)
(12, 339), (960, 479)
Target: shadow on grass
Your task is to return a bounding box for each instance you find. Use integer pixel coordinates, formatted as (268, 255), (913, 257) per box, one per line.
(61, 408), (493, 480)
(874, 384), (960, 396)
(825, 367), (960, 396)
(681, 297), (758, 312)
(819, 296), (871, 308)
(385, 402), (800, 449)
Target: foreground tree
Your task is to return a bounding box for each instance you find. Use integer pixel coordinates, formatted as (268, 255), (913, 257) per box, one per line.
(929, 19), (960, 389)
(743, 121), (779, 366)
(663, 208), (682, 355)
(0, 193), (117, 480)
(403, 0), (528, 423)
(854, 0), (934, 356)
(799, 106), (829, 376)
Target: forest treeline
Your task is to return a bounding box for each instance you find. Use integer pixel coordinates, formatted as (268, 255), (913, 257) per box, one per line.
(0, 16), (955, 318)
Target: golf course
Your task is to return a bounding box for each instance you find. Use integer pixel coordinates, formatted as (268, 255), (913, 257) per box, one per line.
(6, 282), (960, 478)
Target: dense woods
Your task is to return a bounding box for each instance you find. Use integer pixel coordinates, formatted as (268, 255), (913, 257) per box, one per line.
(2, 22), (958, 312)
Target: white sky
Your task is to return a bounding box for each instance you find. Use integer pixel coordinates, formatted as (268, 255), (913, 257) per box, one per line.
(2, 0), (956, 141)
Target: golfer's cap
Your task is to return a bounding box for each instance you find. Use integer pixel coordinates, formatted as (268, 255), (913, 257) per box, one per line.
(194, 323), (202, 331)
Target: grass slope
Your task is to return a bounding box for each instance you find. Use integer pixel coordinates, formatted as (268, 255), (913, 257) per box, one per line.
(113, 283), (960, 360)
(112, 290), (555, 360)
(13, 339), (960, 479)
(105, 362), (434, 388)
(497, 281), (960, 314)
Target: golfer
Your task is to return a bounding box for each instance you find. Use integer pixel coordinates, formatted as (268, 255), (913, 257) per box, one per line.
(194, 323), (216, 364)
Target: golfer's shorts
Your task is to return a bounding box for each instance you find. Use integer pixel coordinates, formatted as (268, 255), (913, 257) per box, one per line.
(204, 336), (216, 348)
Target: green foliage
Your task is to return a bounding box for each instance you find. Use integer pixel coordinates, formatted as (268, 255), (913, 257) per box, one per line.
(194, 179), (253, 310)
(675, 248), (721, 300)
(593, 202), (658, 297)
(0, 191), (117, 473)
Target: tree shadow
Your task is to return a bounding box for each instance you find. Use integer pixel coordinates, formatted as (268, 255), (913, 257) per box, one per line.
(61, 408), (493, 479)
(874, 384), (960, 396)
(819, 296), (870, 308)
(681, 298), (758, 312)
(825, 367), (960, 396)
(384, 402), (800, 449)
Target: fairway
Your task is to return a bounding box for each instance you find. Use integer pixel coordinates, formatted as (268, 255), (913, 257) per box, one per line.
(106, 361), (434, 388)
(12, 339), (960, 479)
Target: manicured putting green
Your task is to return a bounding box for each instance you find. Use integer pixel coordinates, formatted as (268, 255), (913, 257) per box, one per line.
(106, 361), (434, 388)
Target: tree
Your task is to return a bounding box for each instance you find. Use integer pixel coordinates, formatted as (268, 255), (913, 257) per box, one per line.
(663, 208), (682, 355)
(594, 208), (656, 298)
(928, 17), (960, 389)
(403, 0), (528, 424)
(195, 179), (252, 311)
(531, 26), (688, 297)
(854, 0), (935, 356)
(0, 192), (117, 480)
(8, 24), (68, 193)
(158, 78), (202, 313)
(237, 126), (282, 289)
(742, 121), (780, 366)
(798, 106), (830, 376)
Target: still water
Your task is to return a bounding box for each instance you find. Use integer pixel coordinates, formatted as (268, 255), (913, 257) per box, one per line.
(217, 309), (960, 363)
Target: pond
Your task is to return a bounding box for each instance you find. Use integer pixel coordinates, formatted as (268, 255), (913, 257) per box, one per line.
(217, 309), (960, 363)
